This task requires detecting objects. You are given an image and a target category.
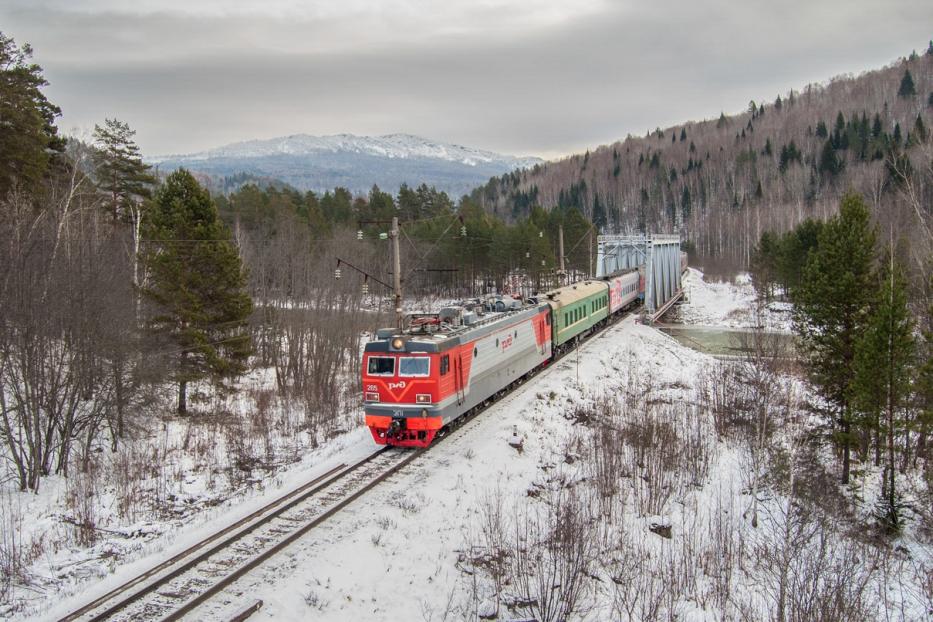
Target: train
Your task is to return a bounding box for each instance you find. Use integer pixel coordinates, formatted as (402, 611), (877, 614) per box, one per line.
(361, 269), (644, 447)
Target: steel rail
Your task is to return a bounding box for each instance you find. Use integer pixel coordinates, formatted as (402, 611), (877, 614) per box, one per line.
(58, 450), (390, 622)
(60, 301), (639, 622)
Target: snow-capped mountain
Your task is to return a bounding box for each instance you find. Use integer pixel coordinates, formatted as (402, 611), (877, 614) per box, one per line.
(150, 133), (543, 196)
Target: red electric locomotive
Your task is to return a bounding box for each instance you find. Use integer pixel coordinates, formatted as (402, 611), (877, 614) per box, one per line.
(362, 296), (552, 447)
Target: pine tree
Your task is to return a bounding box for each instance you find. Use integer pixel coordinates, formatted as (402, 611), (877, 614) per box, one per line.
(816, 120), (828, 138)
(93, 118), (156, 222)
(717, 112), (728, 129)
(774, 94), (783, 110)
(680, 128), (687, 142)
(853, 247), (915, 531)
(0, 32), (65, 199)
(898, 69), (916, 98)
(794, 194), (877, 484)
(141, 169), (253, 414)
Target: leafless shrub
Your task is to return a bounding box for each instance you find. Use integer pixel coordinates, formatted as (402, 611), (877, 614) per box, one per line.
(65, 466), (99, 547)
(0, 492), (28, 603)
(697, 362), (750, 438)
(303, 589), (327, 610)
(462, 484), (601, 622)
(508, 486), (600, 622)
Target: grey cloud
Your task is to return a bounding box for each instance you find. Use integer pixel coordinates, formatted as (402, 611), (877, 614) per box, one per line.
(1, 0), (930, 158)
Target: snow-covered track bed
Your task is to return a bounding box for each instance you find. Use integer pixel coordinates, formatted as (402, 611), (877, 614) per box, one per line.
(57, 305), (642, 622)
(57, 447), (418, 622)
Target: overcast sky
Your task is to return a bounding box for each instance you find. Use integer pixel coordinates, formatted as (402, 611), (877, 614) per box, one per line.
(2, 0), (930, 159)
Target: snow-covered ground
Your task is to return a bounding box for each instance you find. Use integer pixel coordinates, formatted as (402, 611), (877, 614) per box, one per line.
(8, 270), (932, 621)
(182, 316), (713, 621)
(676, 268), (793, 331)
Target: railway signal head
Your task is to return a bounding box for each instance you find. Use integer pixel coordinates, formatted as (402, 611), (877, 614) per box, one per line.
(335, 267), (342, 280)
(357, 230), (364, 240)
(362, 281), (369, 295)
(460, 226), (467, 237)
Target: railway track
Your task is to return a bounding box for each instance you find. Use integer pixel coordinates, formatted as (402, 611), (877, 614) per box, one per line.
(58, 305), (640, 622)
(58, 447), (421, 622)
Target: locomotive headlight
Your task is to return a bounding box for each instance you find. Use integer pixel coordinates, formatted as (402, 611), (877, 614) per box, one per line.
(416, 394), (431, 404)
(391, 337), (404, 350)
(365, 392), (379, 402)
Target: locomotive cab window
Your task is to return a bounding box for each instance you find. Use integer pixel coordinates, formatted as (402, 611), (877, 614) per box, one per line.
(368, 356), (395, 376)
(399, 357), (430, 377)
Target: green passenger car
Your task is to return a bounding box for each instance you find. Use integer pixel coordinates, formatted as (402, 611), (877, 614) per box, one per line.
(542, 280), (610, 347)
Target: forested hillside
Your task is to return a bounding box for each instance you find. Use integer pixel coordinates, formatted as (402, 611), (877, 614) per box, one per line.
(473, 48), (933, 268)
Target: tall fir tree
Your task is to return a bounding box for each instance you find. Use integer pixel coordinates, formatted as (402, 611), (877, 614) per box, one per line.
(898, 68), (916, 98)
(853, 246), (915, 531)
(141, 169), (253, 414)
(0, 32), (65, 199)
(819, 139), (844, 178)
(92, 118), (156, 222)
(794, 193), (877, 484)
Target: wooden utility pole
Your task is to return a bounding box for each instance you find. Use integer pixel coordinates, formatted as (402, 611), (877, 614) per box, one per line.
(390, 216), (403, 328)
(558, 224), (566, 286)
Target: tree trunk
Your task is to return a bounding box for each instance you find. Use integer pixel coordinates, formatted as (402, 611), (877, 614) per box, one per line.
(841, 416), (851, 484)
(178, 349), (188, 414)
(178, 379), (187, 414)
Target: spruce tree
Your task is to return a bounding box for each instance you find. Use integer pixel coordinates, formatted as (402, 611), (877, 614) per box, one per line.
(0, 32), (65, 199)
(794, 193), (877, 484)
(853, 248), (915, 531)
(898, 69), (916, 98)
(141, 169), (253, 414)
(819, 139), (844, 178)
(912, 114), (928, 144)
(93, 118), (156, 222)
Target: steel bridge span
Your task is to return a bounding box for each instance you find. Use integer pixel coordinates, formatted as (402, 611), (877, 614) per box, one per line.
(595, 234), (683, 323)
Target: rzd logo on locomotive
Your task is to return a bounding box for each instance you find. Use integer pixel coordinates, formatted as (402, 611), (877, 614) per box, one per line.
(388, 380), (407, 390)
